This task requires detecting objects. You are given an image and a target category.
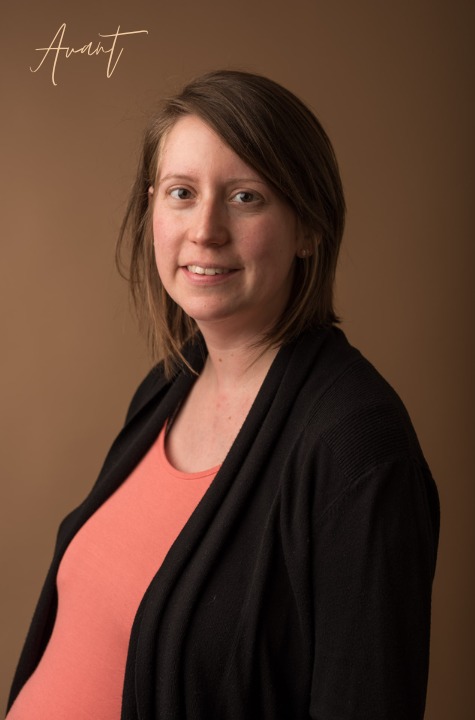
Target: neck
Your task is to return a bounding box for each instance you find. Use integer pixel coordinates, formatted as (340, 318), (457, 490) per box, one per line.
(198, 329), (279, 393)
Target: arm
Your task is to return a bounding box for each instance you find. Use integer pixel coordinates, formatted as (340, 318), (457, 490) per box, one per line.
(309, 455), (439, 719)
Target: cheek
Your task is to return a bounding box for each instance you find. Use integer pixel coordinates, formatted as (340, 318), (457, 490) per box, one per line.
(151, 220), (169, 279)
(151, 220), (176, 281)
(152, 211), (184, 252)
(151, 215), (164, 247)
(252, 221), (298, 266)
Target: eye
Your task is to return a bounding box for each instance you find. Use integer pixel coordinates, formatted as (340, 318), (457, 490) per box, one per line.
(169, 187), (193, 200)
(232, 191), (260, 204)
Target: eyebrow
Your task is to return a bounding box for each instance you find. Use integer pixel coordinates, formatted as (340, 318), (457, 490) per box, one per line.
(157, 174), (268, 186)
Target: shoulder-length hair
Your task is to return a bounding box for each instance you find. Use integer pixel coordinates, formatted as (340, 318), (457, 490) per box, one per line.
(116, 69), (346, 378)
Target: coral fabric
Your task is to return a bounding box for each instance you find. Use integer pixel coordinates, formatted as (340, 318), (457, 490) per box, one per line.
(7, 423), (217, 720)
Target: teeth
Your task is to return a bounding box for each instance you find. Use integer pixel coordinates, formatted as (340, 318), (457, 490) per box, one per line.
(187, 265), (231, 276)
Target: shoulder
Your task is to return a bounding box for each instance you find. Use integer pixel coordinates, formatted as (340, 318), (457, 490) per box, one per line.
(288, 330), (438, 551)
(295, 327), (428, 481)
(124, 363), (168, 424)
(123, 334), (208, 424)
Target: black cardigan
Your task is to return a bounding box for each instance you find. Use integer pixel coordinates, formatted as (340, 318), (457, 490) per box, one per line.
(7, 327), (440, 719)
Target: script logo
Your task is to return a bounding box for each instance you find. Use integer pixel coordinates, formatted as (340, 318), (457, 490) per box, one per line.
(30, 23), (149, 86)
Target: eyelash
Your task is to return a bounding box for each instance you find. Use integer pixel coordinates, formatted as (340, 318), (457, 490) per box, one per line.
(167, 188), (262, 204)
(232, 191), (260, 204)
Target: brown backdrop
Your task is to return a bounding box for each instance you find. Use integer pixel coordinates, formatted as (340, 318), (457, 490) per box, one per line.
(1, 0), (474, 716)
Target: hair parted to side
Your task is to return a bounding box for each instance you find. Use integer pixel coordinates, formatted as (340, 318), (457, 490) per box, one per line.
(116, 69), (346, 378)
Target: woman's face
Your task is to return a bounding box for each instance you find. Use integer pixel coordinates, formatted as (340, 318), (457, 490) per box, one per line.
(150, 115), (302, 342)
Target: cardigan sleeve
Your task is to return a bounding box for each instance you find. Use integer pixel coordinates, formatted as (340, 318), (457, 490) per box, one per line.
(306, 445), (439, 719)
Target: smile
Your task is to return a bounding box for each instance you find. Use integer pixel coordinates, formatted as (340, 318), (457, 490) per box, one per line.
(186, 265), (232, 276)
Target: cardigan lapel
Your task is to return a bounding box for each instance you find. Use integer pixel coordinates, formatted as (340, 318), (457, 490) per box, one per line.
(122, 326), (332, 719)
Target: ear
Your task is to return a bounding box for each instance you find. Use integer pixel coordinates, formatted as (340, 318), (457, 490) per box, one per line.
(296, 219), (315, 257)
(296, 247), (313, 259)
(148, 186), (154, 202)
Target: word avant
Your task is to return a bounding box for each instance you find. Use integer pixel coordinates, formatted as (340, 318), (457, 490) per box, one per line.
(30, 22), (149, 85)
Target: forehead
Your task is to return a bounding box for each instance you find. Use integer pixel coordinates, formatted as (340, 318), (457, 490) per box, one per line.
(156, 115), (260, 180)
(163, 115), (226, 151)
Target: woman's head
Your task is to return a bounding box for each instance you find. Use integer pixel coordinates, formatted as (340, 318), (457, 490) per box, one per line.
(117, 69), (346, 376)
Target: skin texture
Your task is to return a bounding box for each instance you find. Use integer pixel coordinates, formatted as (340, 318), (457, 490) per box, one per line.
(150, 115), (303, 346)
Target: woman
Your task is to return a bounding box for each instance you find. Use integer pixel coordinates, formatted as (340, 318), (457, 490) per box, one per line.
(6, 70), (439, 719)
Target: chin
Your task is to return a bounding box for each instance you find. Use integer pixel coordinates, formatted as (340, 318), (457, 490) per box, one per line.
(181, 300), (241, 323)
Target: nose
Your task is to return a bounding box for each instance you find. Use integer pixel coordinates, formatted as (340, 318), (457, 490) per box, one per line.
(189, 196), (229, 246)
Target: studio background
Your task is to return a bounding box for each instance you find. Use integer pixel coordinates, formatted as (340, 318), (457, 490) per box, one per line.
(1, 0), (473, 716)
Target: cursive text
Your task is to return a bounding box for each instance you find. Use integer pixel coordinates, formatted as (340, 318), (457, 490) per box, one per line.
(30, 23), (149, 86)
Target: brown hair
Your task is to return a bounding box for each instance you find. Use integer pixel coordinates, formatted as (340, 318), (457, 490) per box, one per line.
(116, 69), (346, 377)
